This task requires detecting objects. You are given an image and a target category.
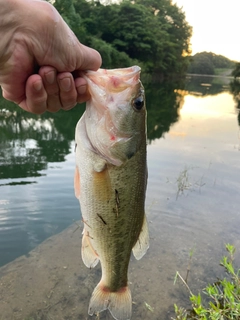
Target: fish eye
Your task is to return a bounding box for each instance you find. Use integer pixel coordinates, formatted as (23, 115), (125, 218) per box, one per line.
(132, 96), (144, 111)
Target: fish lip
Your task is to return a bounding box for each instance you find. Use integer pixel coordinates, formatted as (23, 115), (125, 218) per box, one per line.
(83, 65), (141, 80)
(81, 66), (141, 98)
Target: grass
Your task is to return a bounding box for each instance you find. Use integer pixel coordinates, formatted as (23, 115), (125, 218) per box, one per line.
(173, 244), (240, 319)
(175, 166), (205, 199)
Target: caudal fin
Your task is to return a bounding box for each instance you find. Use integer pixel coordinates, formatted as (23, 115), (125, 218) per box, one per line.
(88, 282), (132, 320)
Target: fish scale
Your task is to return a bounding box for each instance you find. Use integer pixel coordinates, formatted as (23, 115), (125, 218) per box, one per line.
(74, 66), (149, 320)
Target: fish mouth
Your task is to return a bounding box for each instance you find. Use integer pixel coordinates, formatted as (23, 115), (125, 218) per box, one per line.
(84, 66), (141, 88)
(82, 66), (141, 102)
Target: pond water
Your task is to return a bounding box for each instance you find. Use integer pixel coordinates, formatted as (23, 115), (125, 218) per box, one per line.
(0, 75), (240, 319)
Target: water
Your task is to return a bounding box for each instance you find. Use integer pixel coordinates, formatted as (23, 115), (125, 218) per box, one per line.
(0, 76), (240, 319)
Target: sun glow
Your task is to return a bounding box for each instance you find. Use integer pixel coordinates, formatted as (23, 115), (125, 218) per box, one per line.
(180, 92), (236, 118)
(174, 0), (240, 62)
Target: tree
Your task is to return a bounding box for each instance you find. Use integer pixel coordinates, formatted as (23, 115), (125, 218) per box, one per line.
(232, 62), (240, 78)
(230, 63), (240, 110)
(188, 52), (235, 75)
(188, 53), (215, 75)
(51, 0), (192, 76)
(54, 0), (86, 42)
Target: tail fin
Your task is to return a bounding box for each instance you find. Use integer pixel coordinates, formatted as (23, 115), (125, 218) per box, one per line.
(88, 282), (132, 320)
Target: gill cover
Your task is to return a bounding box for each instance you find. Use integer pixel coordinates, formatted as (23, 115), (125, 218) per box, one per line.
(82, 66), (146, 166)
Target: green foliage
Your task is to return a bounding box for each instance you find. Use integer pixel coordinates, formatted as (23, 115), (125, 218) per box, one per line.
(53, 0), (86, 42)
(188, 52), (235, 75)
(88, 37), (138, 69)
(173, 244), (240, 320)
(51, 0), (192, 76)
(145, 79), (185, 141)
(232, 63), (240, 78)
(230, 63), (240, 111)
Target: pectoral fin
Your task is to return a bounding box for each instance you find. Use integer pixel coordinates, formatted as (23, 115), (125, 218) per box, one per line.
(132, 214), (149, 260)
(82, 230), (99, 268)
(93, 164), (112, 202)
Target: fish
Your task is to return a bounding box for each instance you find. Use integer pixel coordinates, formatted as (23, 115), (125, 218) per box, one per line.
(74, 66), (149, 320)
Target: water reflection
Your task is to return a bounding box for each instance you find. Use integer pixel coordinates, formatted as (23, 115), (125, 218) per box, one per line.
(0, 75), (239, 266)
(229, 78), (240, 125)
(145, 80), (185, 141)
(0, 81), (186, 267)
(0, 96), (85, 181)
(185, 75), (230, 96)
(0, 76), (240, 319)
(0, 80), (185, 177)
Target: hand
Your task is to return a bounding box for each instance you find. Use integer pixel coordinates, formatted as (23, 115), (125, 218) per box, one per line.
(0, 0), (101, 114)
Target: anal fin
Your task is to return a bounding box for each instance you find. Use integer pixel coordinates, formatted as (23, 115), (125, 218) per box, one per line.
(81, 230), (99, 268)
(132, 214), (149, 260)
(88, 282), (132, 320)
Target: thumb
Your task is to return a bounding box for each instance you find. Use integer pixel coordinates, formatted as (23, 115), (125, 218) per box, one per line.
(76, 43), (102, 72)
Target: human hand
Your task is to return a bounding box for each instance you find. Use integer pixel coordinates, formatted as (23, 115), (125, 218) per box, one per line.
(0, 0), (101, 114)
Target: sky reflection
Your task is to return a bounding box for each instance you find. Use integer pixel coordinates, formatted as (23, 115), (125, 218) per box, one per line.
(181, 92), (237, 118)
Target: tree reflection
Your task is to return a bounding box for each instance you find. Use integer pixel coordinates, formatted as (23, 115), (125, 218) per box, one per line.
(184, 75), (228, 96)
(229, 63), (240, 126)
(0, 96), (84, 180)
(0, 80), (184, 181)
(146, 80), (184, 141)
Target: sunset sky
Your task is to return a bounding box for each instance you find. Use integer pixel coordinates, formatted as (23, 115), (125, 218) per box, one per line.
(174, 0), (240, 62)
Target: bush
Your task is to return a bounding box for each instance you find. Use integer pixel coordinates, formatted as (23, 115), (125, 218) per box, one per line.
(173, 244), (240, 320)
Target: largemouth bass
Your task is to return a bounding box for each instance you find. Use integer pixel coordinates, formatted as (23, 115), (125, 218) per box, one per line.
(74, 66), (149, 320)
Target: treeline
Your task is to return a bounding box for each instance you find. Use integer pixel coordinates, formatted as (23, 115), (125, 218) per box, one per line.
(188, 52), (235, 75)
(51, 0), (192, 76)
(230, 63), (240, 110)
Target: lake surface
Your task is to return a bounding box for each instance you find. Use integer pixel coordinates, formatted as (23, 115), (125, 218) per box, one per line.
(0, 75), (240, 319)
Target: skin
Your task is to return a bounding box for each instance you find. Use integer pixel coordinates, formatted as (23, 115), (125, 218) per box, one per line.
(0, 0), (102, 114)
(75, 68), (148, 320)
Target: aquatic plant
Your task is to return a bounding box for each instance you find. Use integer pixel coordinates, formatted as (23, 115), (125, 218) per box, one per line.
(173, 244), (240, 319)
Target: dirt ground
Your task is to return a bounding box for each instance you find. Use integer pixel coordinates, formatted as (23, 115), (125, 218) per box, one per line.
(0, 220), (186, 320)
(0, 222), (92, 320)
(1, 216), (238, 320)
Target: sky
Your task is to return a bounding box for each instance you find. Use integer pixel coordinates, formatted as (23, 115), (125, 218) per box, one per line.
(174, 0), (240, 61)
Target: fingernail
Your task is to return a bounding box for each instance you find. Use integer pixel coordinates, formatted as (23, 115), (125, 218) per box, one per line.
(59, 77), (71, 92)
(33, 80), (42, 92)
(77, 84), (87, 95)
(45, 70), (55, 84)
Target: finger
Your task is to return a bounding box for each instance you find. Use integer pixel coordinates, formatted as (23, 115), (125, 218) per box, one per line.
(57, 73), (77, 110)
(77, 44), (102, 71)
(39, 66), (62, 113)
(19, 75), (47, 114)
(1, 83), (25, 107)
(75, 77), (91, 104)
